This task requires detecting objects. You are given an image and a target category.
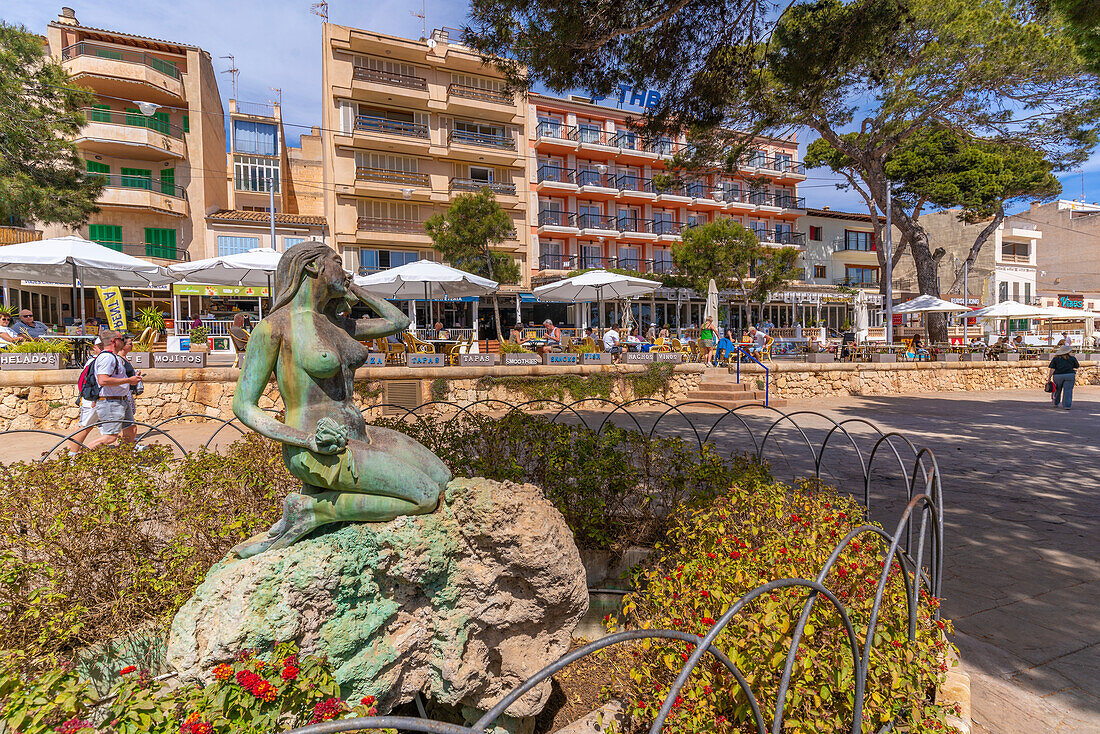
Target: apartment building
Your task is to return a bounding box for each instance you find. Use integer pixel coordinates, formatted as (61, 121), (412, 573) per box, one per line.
(891, 209), (1042, 309)
(799, 207), (890, 289)
(43, 7), (227, 262)
(203, 100), (327, 255)
(530, 93), (807, 281)
(1009, 200), (1100, 312)
(320, 25), (528, 285)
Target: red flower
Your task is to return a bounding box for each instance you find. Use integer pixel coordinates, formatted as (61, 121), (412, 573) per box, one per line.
(636, 700), (645, 708)
(310, 697), (345, 724)
(119, 665), (136, 675)
(729, 551), (741, 560)
(236, 670), (259, 688)
(704, 685), (713, 694)
(701, 617), (716, 626)
(213, 663), (233, 681)
(280, 665), (299, 681)
(700, 590), (709, 598)
(706, 552), (716, 559)
(253, 680), (278, 702)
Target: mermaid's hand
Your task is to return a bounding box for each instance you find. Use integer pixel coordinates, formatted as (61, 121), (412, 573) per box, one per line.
(310, 417), (348, 454)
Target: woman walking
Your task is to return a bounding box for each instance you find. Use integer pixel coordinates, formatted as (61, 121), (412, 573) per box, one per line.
(700, 316), (717, 366)
(1047, 344), (1079, 410)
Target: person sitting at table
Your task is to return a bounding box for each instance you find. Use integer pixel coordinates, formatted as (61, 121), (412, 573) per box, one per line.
(430, 321), (449, 340)
(1010, 335), (1024, 351)
(0, 313), (25, 345)
(537, 319), (562, 356)
(659, 327), (670, 340)
(747, 326), (767, 355)
(509, 322), (524, 344)
(968, 335), (984, 350)
(716, 329), (736, 364)
(83, 317), (100, 335)
(14, 309), (49, 338)
(905, 335), (929, 360)
(986, 336), (1008, 360)
(645, 323), (657, 343)
(603, 323), (622, 362)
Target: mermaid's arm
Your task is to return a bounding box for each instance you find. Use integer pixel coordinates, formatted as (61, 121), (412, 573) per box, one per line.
(343, 284), (411, 340)
(232, 320), (314, 450)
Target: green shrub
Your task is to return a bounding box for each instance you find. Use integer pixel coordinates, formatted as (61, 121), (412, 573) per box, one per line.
(0, 436), (289, 665)
(0, 645), (358, 734)
(5, 340), (71, 353)
(607, 479), (958, 733)
(499, 341), (531, 353)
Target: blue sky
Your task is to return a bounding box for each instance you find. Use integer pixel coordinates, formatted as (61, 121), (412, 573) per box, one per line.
(4, 0), (1097, 213)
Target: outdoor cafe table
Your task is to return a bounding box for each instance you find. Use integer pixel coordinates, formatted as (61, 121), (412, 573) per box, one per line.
(40, 334), (96, 366)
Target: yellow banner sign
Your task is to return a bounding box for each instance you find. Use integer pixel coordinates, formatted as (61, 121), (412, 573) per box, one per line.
(96, 287), (128, 332)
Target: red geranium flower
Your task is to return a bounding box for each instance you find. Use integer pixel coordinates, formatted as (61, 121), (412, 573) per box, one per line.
(119, 665), (136, 675)
(281, 665), (299, 681)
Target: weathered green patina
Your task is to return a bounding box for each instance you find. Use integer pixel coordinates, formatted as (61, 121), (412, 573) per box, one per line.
(231, 241), (451, 558)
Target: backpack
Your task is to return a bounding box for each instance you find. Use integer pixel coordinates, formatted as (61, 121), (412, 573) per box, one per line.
(78, 353), (120, 402)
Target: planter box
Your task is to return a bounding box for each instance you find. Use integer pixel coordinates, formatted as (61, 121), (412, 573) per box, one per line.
(961, 353), (985, 362)
(502, 353), (541, 366)
(458, 353), (498, 367)
(153, 352), (207, 369)
(0, 353), (63, 370)
(806, 353), (834, 363)
(1085, 353), (1100, 362)
(544, 352), (579, 366)
(1000, 353), (1020, 362)
(936, 353), (960, 362)
(407, 353), (444, 368)
(652, 352), (683, 364)
(623, 352), (654, 364)
(580, 352), (611, 365)
(364, 354), (387, 366)
(870, 353), (896, 363)
(128, 352), (152, 370)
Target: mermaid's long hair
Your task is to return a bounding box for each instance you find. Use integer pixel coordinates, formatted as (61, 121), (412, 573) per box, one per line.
(271, 241), (335, 314)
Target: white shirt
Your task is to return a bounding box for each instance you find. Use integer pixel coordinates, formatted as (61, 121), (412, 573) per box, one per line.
(1062, 335), (1072, 346)
(94, 351), (129, 398)
(0, 325), (16, 342)
(753, 331), (767, 348)
(603, 329), (620, 350)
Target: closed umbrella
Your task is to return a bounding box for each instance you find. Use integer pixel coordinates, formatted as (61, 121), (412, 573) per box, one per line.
(704, 278), (719, 325)
(0, 235), (173, 325)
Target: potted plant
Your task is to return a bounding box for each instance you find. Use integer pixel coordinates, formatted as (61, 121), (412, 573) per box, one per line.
(129, 306), (165, 367)
(188, 325), (211, 353)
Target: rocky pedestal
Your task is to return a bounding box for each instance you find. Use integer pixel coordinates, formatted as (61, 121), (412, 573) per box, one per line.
(166, 478), (588, 722)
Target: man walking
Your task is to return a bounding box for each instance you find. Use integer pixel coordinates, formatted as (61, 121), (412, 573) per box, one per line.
(85, 331), (142, 449)
(67, 336), (103, 455)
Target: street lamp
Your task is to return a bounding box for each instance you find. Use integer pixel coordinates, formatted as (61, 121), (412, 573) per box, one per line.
(401, 188), (414, 200)
(134, 101), (159, 116)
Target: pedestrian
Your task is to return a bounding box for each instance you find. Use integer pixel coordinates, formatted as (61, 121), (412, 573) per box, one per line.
(1061, 331), (1072, 347)
(67, 336), (104, 455)
(84, 331), (143, 449)
(1046, 344), (1079, 410)
(700, 316), (717, 366)
(118, 335), (144, 446)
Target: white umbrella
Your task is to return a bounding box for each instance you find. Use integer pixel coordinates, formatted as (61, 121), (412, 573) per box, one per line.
(704, 278), (719, 325)
(168, 247), (281, 287)
(891, 295), (970, 314)
(1035, 304), (1100, 319)
(0, 235), (173, 325)
(354, 260), (498, 330)
(533, 269), (659, 331)
(967, 300), (1049, 319)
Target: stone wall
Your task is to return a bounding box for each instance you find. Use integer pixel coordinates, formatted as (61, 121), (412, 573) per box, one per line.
(737, 360), (1099, 401)
(0, 364), (704, 432)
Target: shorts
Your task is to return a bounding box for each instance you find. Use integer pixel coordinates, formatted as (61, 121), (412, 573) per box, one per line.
(78, 398), (99, 428)
(700, 338), (715, 347)
(606, 345), (621, 354)
(96, 399), (134, 436)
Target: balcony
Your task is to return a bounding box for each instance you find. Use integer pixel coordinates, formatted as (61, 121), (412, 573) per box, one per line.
(654, 180), (692, 204)
(611, 131), (656, 163)
(615, 174), (657, 203)
(93, 241), (189, 262)
(538, 253), (575, 271)
(535, 165), (577, 194)
(77, 108), (186, 161)
(753, 229), (806, 247)
(534, 121), (578, 153)
(571, 126), (617, 157)
(61, 43), (184, 104)
(538, 210), (579, 234)
(536, 252), (676, 275)
(772, 194), (807, 210)
(577, 213), (619, 235)
(355, 167), (430, 188)
(356, 217), (424, 234)
(617, 218), (658, 241)
(354, 115), (429, 140)
(835, 276), (881, 287)
(652, 220), (684, 238)
(577, 169), (618, 198)
(449, 128), (515, 150)
(94, 174), (187, 216)
(718, 186), (752, 210)
(450, 177), (517, 196)
(352, 66), (427, 91)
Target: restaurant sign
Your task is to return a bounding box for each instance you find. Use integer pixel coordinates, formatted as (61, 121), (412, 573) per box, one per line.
(624, 352), (654, 364)
(1058, 294), (1084, 309)
(153, 352), (207, 369)
(407, 354), (443, 367)
(458, 353), (498, 367)
(364, 354), (386, 366)
(172, 284), (270, 297)
(544, 353), (578, 365)
(0, 353), (62, 370)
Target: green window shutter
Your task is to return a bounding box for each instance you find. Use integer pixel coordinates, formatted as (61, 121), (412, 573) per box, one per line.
(120, 168), (152, 190)
(144, 228), (177, 259)
(150, 111), (170, 134)
(95, 48), (123, 60)
(181, 115), (189, 133)
(160, 168), (176, 195)
(88, 104), (111, 123)
(89, 224), (123, 251)
(86, 161), (110, 177)
(124, 107), (147, 129)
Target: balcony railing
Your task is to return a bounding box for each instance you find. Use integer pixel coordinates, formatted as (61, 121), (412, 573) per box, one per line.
(652, 220), (684, 236)
(611, 130), (644, 151)
(61, 42), (181, 79)
(538, 210), (577, 228)
(577, 213), (617, 230)
(450, 177), (516, 195)
(355, 167), (430, 187)
(536, 253), (676, 274)
(83, 107), (184, 138)
(772, 230), (806, 246)
(647, 139), (677, 156)
(353, 66), (427, 90)
(835, 276), (881, 287)
(538, 253), (574, 270)
(716, 185), (748, 204)
(536, 121), (573, 139)
(354, 115), (429, 139)
(772, 194), (806, 209)
(654, 181), (688, 197)
(577, 170), (614, 187)
(615, 174), (655, 193)
(773, 158), (807, 175)
(91, 173), (186, 198)
(616, 217), (655, 234)
(448, 83), (512, 104)
(571, 126), (613, 146)
(449, 129), (516, 150)
(357, 217), (423, 234)
(578, 254), (617, 269)
(749, 189), (772, 206)
(92, 241), (188, 261)
(537, 164), (577, 184)
(650, 259), (676, 274)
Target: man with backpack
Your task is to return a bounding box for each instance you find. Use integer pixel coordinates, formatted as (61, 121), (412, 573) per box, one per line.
(85, 331), (142, 450)
(67, 336), (103, 455)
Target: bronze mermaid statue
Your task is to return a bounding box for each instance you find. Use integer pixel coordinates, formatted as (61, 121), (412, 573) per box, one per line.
(231, 241), (451, 559)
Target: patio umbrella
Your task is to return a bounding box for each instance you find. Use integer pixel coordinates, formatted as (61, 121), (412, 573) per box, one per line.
(533, 270), (660, 331)
(890, 295), (970, 314)
(0, 235), (173, 324)
(966, 300), (1048, 319)
(1034, 304), (1100, 346)
(354, 260), (498, 330)
(168, 248), (282, 320)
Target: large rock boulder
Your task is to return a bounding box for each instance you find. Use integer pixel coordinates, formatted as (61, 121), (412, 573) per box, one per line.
(166, 477), (588, 718)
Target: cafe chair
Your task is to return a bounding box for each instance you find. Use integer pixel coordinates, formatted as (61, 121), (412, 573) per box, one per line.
(446, 337), (475, 365)
(403, 332), (436, 354)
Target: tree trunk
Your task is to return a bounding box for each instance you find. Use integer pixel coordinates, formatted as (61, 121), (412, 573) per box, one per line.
(906, 227), (949, 342)
(492, 295), (505, 343)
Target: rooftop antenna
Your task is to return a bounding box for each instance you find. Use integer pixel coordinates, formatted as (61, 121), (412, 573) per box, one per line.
(220, 54), (239, 99)
(411, 0), (426, 40)
(310, 1), (328, 21)
(270, 87), (283, 109)
(1079, 170), (1085, 202)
